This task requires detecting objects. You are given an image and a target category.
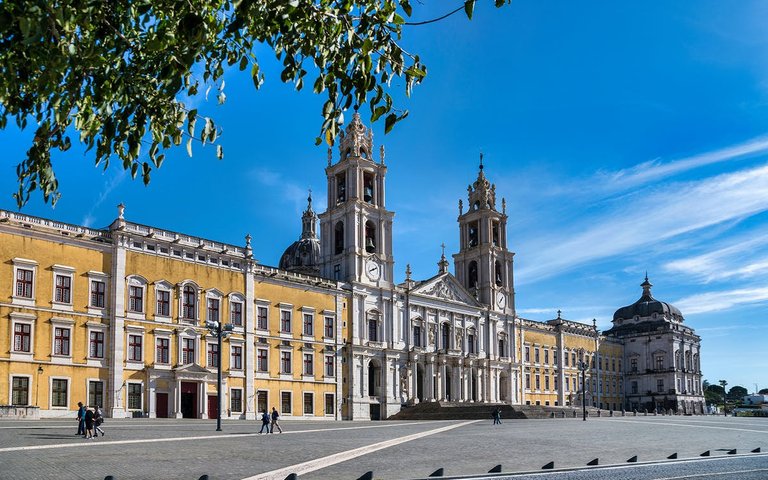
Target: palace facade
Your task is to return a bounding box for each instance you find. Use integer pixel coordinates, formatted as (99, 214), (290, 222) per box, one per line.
(0, 113), (705, 418)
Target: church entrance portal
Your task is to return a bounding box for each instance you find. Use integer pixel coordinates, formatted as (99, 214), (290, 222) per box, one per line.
(180, 382), (197, 418)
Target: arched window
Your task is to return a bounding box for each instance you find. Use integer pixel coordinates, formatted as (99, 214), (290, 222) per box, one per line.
(368, 315), (379, 342)
(495, 260), (503, 286)
(334, 221), (344, 255)
(468, 221), (479, 247)
(363, 172), (374, 203)
(441, 323), (451, 350)
(468, 261), (478, 290)
(365, 221), (376, 253)
(182, 285), (197, 320)
(336, 173), (346, 203)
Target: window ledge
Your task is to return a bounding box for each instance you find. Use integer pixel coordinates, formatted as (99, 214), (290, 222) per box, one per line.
(125, 361), (145, 370)
(51, 302), (74, 312)
(11, 297), (36, 307)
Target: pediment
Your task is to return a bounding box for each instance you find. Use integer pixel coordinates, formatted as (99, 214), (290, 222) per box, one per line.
(174, 363), (214, 380)
(410, 273), (480, 306)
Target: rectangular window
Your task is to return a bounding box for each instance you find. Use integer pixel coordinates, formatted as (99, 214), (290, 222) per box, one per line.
(128, 286), (143, 313)
(257, 307), (268, 330)
(90, 280), (106, 308)
(368, 320), (378, 342)
(631, 358), (638, 372)
(565, 376), (570, 392)
(88, 381), (104, 408)
(182, 338), (196, 364)
(535, 374), (541, 390)
(231, 345), (243, 370)
(231, 302), (243, 327)
(281, 351), (292, 374)
(303, 353), (313, 375)
(13, 323), (31, 352)
(281, 310), (292, 333)
(156, 338), (170, 364)
(554, 376), (558, 391)
(325, 393), (335, 415)
(11, 377), (29, 405)
(257, 391), (268, 414)
(525, 373), (531, 389)
(324, 317), (334, 338)
(303, 314), (313, 336)
(498, 339), (506, 357)
(657, 379), (664, 393)
(231, 388), (243, 413)
(54, 327), (70, 356)
(156, 290), (170, 316)
(182, 287), (196, 320)
(655, 355), (664, 371)
(128, 335), (142, 361)
(16, 268), (33, 298)
(303, 392), (313, 415)
(545, 376), (550, 390)
(544, 349), (549, 365)
(324, 355), (335, 377)
(631, 381), (638, 394)
(564, 351), (570, 366)
(257, 348), (268, 372)
(55, 275), (71, 303)
(467, 334), (475, 354)
(281, 391), (292, 415)
(207, 343), (219, 368)
(413, 325), (422, 347)
(534, 348), (540, 363)
(524, 346), (530, 362)
(51, 379), (68, 407)
(208, 298), (220, 323)
(127, 383), (142, 410)
(89, 331), (104, 358)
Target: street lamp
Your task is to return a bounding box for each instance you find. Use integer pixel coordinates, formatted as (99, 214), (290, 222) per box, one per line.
(719, 379), (728, 416)
(36, 365), (43, 407)
(578, 348), (589, 421)
(206, 320), (234, 431)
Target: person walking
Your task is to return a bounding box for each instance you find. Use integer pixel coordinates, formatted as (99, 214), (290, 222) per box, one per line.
(492, 407), (502, 425)
(258, 410), (271, 434)
(93, 406), (106, 437)
(84, 406), (95, 439)
(76, 402), (86, 436)
(270, 407), (282, 434)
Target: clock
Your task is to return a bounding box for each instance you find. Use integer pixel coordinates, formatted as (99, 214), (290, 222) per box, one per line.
(497, 292), (507, 309)
(365, 259), (381, 281)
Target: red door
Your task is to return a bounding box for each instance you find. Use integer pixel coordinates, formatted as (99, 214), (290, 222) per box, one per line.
(207, 395), (218, 420)
(156, 393), (168, 418)
(181, 382), (197, 418)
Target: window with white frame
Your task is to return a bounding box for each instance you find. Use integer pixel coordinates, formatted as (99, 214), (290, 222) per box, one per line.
(303, 353), (313, 375)
(182, 337), (196, 364)
(12, 258), (37, 306)
(89, 330), (104, 358)
(127, 277), (145, 314)
(368, 313), (380, 342)
(128, 334), (143, 362)
(127, 383), (142, 410)
(88, 380), (104, 407)
(181, 284), (198, 321)
(281, 391), (292, 414)
(15, 267), (34, 298)
(230, 388), (243, 413)
(467, 331), (476, 354)
(413, 324), (422, 347)
(53, 326), (71, 356)
(324, 316), (334, 338)
(281, 351), (292, 374)
(207, 295), (221, 323)
(231, 345), (243, 370)
(280, 309), (292, 333)
(324, 354), (335, 377)
(525, 373), (531, 389)
(230, 297), (243, 327)
(156, 337), (170, 364)
(155, 284), (171, 318)
(53, 269), (73, 306)
(90, 279), (106, 309)
(11, 376), (29, 405)
(51, 378), (68, 407)
(324, 393), (335, 415)
(257, 306), (268, 330)
(13, 322), (32, 353)
(303, 313), (313, 336)
(303, 392), (314, 415)
(207, 343), (219, 368)
(257, 348), (268, 372)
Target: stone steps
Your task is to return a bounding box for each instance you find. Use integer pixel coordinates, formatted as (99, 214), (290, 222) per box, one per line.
(387, 402), (613, 420)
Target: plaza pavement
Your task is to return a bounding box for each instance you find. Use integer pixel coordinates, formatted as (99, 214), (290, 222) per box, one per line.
(0, 415), (766, 480)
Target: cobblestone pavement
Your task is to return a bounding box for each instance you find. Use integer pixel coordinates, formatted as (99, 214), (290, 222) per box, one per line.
(0, 415), (766, 480)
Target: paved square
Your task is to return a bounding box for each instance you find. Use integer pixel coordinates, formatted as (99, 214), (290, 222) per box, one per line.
(0, 416), (766, 479)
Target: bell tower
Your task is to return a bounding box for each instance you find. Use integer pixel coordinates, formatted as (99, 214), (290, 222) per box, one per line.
(318, 111), (394, 286)
(452, 156), (515, 314)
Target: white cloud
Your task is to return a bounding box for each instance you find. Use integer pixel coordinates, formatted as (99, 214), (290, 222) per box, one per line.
(82, 167), (128, 227)
(663, 231), (768, 282)
(674, 286), (768, 315)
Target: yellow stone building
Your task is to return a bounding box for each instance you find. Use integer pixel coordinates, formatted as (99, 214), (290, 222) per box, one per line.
(0, 207), (346, 419)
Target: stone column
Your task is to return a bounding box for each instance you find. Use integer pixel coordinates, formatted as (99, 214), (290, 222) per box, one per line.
(201, 382), (208, 419)
(174, 380), (182, 419)
(244, 259), (256, 420)
(108, 232), (128, 419)
(148, 376), (156, 418)
(425, 358), (435, 401)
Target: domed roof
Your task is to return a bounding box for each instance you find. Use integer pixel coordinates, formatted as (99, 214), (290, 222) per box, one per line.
(612, 276), (683, 322)
(279, 193), (321, 275)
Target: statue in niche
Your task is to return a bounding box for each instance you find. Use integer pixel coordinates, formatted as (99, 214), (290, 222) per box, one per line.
(399, 368), (408, 398)
(428, 325), (436, 345)
(455, 328), (463, 346)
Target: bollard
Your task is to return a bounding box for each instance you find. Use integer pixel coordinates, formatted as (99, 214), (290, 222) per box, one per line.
(752, 448), (762, 453)
(542, 462), (554, 470)
(727, 449), (737, 455)
(700, 451), (710, 457)
(667, 453), (677, 459)
(429, 468), (444, 477)
(356, 472), (374, 480)
(610, 410), (613, 417)
(573, 410), (577, 418)
(284, 474), (298, 480)
(597, 410), (601, 417)
(627, 456), (638, 463)
(488, 465), (502, 473)
(587, 458), (599, 466)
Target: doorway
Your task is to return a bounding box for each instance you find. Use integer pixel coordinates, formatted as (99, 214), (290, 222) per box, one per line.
(207, 394), (218, 420)
(156, 393), (168, 418)
(180, 382), (197, 418)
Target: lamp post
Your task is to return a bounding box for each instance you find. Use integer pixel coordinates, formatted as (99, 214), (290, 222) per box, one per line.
(578, 348), (588, 421)
(36, 365), (43, 407)
(719, 379), (728, 416)
(206, 320), (233, 431)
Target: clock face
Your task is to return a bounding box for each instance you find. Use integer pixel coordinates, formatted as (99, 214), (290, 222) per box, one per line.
(497, 292), (507, 309)
(366, 259), (381, 280)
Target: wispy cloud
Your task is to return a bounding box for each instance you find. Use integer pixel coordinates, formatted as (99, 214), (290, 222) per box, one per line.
(598, 135), (768, 189)
(518, 163), (768, 283)
(250, 167), (313, 214)
(675, 286), (768, 315)
(82, 167), (128, 227)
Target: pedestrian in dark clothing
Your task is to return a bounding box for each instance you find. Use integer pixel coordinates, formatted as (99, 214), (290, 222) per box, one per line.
(258, 411), (271, 434)
(270, 407), (282, 434)
(492, 407), (502, 425)
(76, 402), (86, 436)
(94, 406), (105, 437)
(84, 407), (95, 439)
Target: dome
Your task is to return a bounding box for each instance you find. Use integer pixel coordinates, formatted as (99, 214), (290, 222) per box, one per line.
(612, 276), (683, 322)
(279, 192), (321, 275)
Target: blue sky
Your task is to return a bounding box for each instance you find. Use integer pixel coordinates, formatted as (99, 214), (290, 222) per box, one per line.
(2, 1), (766, 392)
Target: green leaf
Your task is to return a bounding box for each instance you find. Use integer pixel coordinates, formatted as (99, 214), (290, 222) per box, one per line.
(464, 0), (475, 20)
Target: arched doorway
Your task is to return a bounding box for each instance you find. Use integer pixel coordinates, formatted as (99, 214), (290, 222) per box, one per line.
(416, 364), (425, 402)
(499, 372), (510, 402)
(445, 366), (453, 401)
